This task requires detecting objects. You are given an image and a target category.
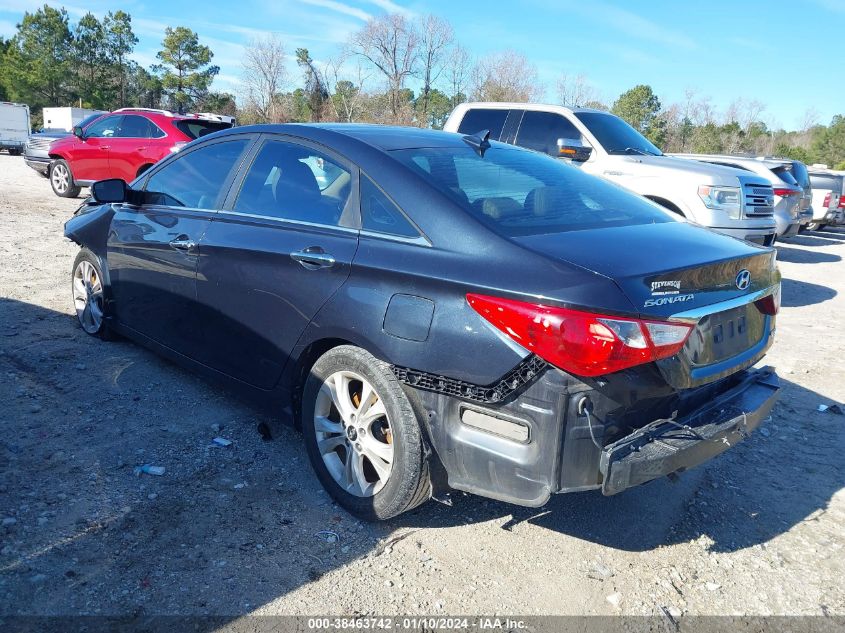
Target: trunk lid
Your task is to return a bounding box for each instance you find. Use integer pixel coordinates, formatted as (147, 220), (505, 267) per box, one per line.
(513, 221), (779, 388)
(513, 221), (778, 319)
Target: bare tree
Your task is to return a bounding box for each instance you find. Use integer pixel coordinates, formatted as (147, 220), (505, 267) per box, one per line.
(470, 50), (542, 102)
(724, 98), (765, 134)
(349, 13), (419, 122)
(417, 14), (454, 126)
(241, 35), (287, 123)
(556, 73), (597, 107)
(444, 44), (471, 104)
(324, 54), (371, 122)
(799, 107), (820, 133)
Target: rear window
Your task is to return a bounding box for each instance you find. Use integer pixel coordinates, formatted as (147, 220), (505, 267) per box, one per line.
(789, 161), (810, 189)
(771, 166), (798, 186)
(391, 144), (674, 236)
(174, 119), (232, 140)
(456, 109), (508, 141)
(810, 173), (843, 193)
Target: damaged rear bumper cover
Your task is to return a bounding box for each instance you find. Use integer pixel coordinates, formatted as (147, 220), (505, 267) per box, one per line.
(599, 367), (780, 496)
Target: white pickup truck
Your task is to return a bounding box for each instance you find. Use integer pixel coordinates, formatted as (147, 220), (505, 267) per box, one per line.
(0, 102), (30, 156)
(444, 103), (777, 245)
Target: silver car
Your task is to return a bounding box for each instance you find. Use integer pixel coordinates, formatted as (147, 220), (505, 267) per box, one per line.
(674, 154), (805, 239)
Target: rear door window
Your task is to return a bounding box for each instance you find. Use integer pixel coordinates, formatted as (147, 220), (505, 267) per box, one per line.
(233, 139), (352, 227)
(456, 109), (509, 140)
(515, 111), (583, 155)
(117, 115), (165, 139)
(144, 139), (250, 209)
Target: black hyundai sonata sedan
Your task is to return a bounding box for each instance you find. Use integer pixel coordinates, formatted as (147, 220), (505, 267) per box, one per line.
(64, 124), (781, 520)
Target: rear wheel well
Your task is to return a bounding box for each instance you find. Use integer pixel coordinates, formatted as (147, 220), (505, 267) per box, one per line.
(645, 196), (687, 217)
(291, 338), (354, 428)
(136, 164), (153, 177)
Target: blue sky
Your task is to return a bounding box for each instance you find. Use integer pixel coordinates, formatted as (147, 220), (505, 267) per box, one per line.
(1, 0), (843, 130)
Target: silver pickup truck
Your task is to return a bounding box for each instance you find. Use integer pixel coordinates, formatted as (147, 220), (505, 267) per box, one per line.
(444, 103), (777, 245)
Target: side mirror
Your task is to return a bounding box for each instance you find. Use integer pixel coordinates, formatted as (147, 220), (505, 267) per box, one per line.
(72, 125), (84, 139)
(91, 178), (128, 204)
(556, 138), (593, 162)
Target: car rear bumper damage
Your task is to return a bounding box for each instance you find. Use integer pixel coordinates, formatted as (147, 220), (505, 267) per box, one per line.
(599, 366), (779, 495)
(408, 364), (779, 507)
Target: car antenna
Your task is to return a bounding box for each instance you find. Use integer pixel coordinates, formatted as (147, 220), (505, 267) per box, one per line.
(463, 129), (491, 157)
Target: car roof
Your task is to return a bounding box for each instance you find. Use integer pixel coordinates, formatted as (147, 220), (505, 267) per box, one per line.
(454, 102), (608, 115)
(216, 123), (475, 151)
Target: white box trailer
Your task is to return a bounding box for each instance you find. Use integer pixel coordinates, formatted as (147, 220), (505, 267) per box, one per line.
(41, 107), (107, 132)
(0, 102), (31, 155)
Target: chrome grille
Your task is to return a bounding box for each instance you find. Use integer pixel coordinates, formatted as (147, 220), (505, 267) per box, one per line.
(26, 137), (55, 151)
(743, 184), (774, 217)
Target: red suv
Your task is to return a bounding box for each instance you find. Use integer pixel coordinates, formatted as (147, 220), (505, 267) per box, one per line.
(47, 108), (234, 197)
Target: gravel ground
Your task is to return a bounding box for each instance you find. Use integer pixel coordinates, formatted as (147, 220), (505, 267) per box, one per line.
(0, 153), (843, 619)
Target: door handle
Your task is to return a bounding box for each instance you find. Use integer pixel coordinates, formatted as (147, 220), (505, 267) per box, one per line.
(169, 237), (197, 251)
(100, 145), (110, 150)
(291, 248), (336, 270)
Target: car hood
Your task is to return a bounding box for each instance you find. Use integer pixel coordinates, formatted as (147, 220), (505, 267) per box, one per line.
(512, 221), (779, 319)
(607, 154), (770, 187)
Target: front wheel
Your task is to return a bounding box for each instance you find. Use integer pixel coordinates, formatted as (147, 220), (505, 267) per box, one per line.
(71, 249), (114, 339)
(302, 345), (430, 521)
(50, 159), (81, 198)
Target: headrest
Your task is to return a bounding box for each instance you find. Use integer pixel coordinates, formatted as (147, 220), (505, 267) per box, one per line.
(481, 196), (523, 219)
(525, 186), (569, 217)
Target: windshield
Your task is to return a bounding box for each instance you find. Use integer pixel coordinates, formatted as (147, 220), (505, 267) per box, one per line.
(79, 113), (105, 130)
(391, 144), (674, 237)
(574, 111), (662, 156)
(174, 119), (233, 140)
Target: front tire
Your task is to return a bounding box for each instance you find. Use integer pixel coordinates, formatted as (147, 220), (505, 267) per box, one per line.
(302, 345), (430, 521)
(71, 249), (113, 339)
(50, 159), (81, 198)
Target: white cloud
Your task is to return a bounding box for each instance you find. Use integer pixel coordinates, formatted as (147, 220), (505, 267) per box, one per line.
(299, 0), (372, 22)
(361, 0), (417, 16)
(536, 0), (697, 51)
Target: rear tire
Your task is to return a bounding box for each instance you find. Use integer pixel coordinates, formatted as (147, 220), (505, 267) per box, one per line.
(50, 159), (81, 198)
(302, 345), (430, 521)
(8, 148), (21, 156)
(136, 164), (153, 178)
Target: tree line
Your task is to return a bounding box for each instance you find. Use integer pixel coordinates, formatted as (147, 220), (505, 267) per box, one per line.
(1, 6), (843, 168)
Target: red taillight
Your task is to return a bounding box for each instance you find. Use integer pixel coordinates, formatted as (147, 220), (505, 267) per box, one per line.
(754, 286), (781, 316)
(773, 188), (800, 197)
(839, 195), (845, 209)
(467, 294), (693, 378)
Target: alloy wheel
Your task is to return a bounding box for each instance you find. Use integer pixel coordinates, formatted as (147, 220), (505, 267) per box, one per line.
(314, 370), (394, 497)
(51, 163), (69, 194)
(72, 260), (104, 334)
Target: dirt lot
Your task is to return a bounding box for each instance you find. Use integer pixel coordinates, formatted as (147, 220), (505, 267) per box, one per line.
(0, 153), (843, 620)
